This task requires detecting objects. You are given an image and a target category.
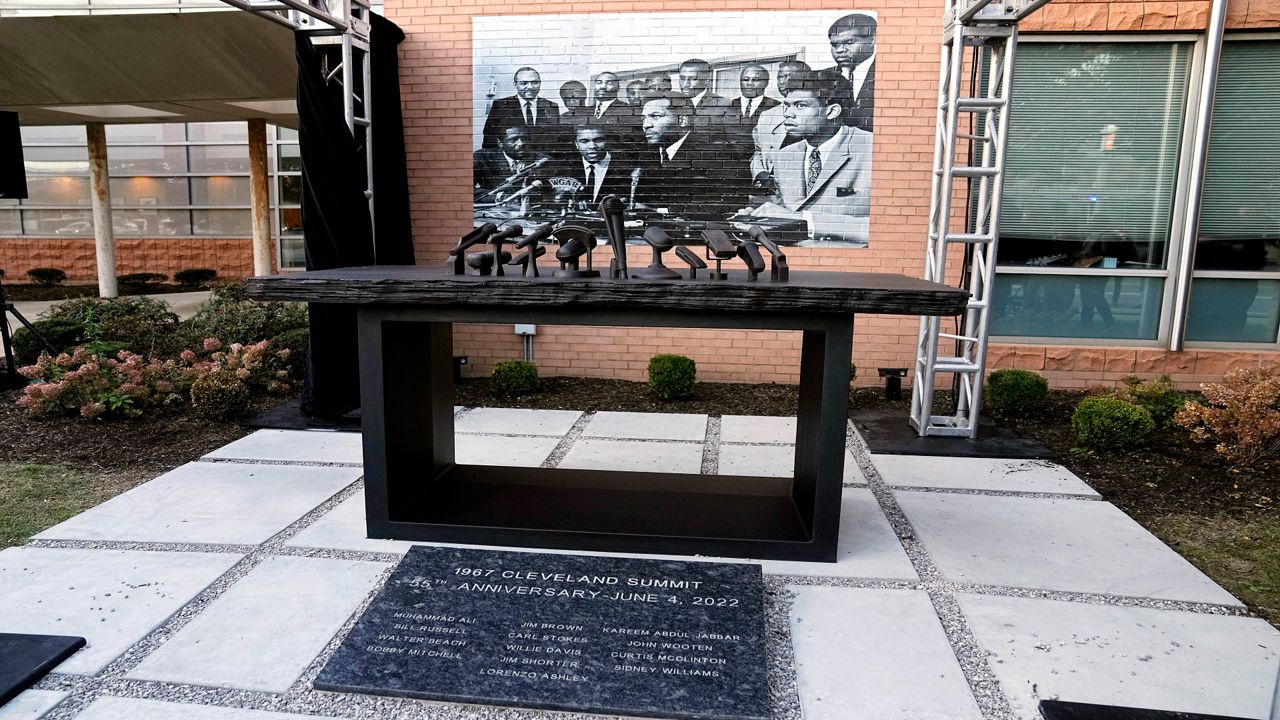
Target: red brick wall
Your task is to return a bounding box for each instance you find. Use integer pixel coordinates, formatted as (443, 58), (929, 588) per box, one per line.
(0, 237), (254, 284)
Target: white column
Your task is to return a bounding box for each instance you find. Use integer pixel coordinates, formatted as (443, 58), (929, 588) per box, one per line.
(86, 122), (117, 298)
(247, 118), (274, 276)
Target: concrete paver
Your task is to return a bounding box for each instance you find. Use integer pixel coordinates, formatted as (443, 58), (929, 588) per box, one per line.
(719, 443), (793, 477)
(872, 455), (1099, 496)
(790, 587), (983, 720)
(0, 690), (66, 720)
(75, 697), (340, 719)
(719, 415), (797, 444)
(582, 411), (708, 441)
(960, 593), (1280, 719)
(455, 433), (561, 467)
(455, 408), (581, 436)
(896, 491), (1241, 605)
(127, 556), (388, 692)
(203, 429), (363, 465)
(0, 548), (241, 674)
(558, 438), (704, 474)
(35, 462), (359, 545)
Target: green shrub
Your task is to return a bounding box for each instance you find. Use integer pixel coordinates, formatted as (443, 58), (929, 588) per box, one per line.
(174, 268), (218, 288)
(270, 328), (309, 380)
(27, 268), (67, 286)
(1118, 374), (1186, 428)
(850, 362), (858, 382)
(184, 281), (308, 347)
(648, 354), (696, 400)
(39, 296), (182, 358)
(118, 272), (166, 290)
(190, 369), (250, 419)
(11, 319), (84, 365)
(490, 360), (539, 396)
(1072, 395), (1155, 450)
(985, 369), (1049, 416)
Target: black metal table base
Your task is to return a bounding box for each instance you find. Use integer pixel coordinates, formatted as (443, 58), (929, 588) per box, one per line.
(358, 306), (852, 562)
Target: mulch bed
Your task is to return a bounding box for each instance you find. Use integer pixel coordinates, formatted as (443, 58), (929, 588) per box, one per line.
(2, 283), (197, 302)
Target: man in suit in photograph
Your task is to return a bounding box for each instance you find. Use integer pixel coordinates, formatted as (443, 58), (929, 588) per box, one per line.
(636, 93), (743, 217)
(473, 125), (553, 200)
(481, 67), (564, 151)
(559, 81), (588, 116)
(587, 71), (642, 153)
(724, 64), (780, 163)
(677, 59), (736, 132)
(751, 60), (811, 176)
(744, 70), (872, 246)
(556, 124), (639, 207)
(825, 13), (876, 132)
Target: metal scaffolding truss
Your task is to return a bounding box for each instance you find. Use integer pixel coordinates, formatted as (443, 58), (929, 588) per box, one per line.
(218, 0), (376, 242)
(910, 0), (1051, 438)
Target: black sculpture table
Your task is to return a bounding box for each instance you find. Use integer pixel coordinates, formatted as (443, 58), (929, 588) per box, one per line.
(247, 266), (966, 562)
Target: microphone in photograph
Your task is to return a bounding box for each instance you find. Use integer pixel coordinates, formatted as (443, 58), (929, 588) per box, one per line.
(599, 194), (629, 280)
(477, 157), (550, 201)
(629, 167), (642, 208)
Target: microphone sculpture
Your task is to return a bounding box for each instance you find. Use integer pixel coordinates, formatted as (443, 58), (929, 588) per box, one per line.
(701, 229), (737, 281)
(551, 225), (600, 279)
(736, 235), (766, 282)
(599, 194), (629, 280)
(749, 225), (789, 282)
(485, 225), (522, 277)
(674, 245), (707, 280)
(447, 223), (497, 275)
(508, 223), (554, 278)
(632, 227), (680, 280)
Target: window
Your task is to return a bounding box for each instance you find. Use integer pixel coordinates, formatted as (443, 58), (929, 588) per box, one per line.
(992, 40), (1193, 341)
(1185, 39), (1280, 344)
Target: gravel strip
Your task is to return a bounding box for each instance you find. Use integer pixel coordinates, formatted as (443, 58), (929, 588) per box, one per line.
(700, 415), (721, 475)
(23, 539), (255, 554)
(539, 411), (592, 469)
(198, 457), (363, 468)
(887, 485), (1103, 501)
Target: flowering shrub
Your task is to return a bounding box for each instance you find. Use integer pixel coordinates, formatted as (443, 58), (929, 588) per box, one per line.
(1175, 367), (1280, 468)
(17, 337), (297, 420)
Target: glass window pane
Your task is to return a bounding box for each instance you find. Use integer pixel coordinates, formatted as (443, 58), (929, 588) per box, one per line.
(108, 145), (187, 174)
(191, 176), (251, 206)
(280, 236), (306, 269)
(22, 209), (93, 236)
(279, 175), (301, 205)
(105, 124), (185, 143)
(109, 177), (190, 206)
(277, 144), (300, 172)
(193, 209), (251, 235)
(25, 146), (89, 176)
(23, 176), (91, 206)
(991, 273), (1163, 340)
(276, 127), (299, 142)
(280, 207), (303, 234)
(1186, 278), (1280, 343)
(113, 209), (191, 236)
(0, 209), (20, 234)
(997, 43), (1191, 270)
(20, 126), (85, 144)
(188, 145), (249, 173)
(187, 122), (248, 142)
(1196, 40), (1280, 271)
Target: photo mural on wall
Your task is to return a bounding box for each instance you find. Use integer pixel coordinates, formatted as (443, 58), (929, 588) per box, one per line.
(472, 10), (876, 248)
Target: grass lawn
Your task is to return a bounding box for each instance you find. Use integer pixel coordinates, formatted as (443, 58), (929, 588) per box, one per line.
(1151, 513), (1280, 626)
(0, 463), (147, 549)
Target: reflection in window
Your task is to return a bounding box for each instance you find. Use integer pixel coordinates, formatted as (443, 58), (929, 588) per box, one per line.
(279, 175), (301, 205)
(105, 124), (185, 143)
(997, 43), (1190, 270)
(114, 209), (191, 236)
(991, 274), (1164, 340)
(23, 176), (91, 206)
(279, 208), (303, 234)
(187, 122), (248, 142)
(191, 176), (251, 206)
(0, 209), (20, 234)
(193, 209), (252, 236)
(280, 236), (306, 269)
(189, 145), (250, 173)
(109, 176), (190, 206)
(1186, 279), (1280, 343)
(21, 209), (94, 236)
(108, 145), (187, 174)
(277, 144), (301, 172)
(24, 146), (89, 176)
(20, 126), (86, 144)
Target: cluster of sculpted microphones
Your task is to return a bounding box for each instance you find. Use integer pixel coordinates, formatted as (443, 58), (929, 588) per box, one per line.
(448, 195), (790, 283)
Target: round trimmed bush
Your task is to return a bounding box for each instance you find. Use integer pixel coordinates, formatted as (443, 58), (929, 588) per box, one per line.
(184, 281), (307, 348)
(118, 272), (167, 290)
(1072, 396), (1154, 450)
(11, 319), (84, 364)
(40, 296), (182, 357)
(490, 360), (539, 396)
(985, 369), (1048, 416)
(191, 369), (251, 419)
(174, 268), (218, 288)
(648, 354), (696, 400)
(27, 268), (67, 287)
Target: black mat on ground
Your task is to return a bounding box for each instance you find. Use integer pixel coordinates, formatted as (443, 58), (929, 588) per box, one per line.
(1038, 700), (1255, 720)
(850, 408), (1052, 459)
(247, 398), (361, 432)
(0, 634), (85, 706)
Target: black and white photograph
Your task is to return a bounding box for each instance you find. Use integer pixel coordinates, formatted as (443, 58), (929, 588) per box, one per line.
(472, 10), (876, 248)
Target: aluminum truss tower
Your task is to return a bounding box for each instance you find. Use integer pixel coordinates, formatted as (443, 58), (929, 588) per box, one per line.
(217, 0), (376, 243)
(909, 0), (1051, 438)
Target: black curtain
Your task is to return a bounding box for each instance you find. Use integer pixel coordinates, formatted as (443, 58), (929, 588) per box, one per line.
(295, 15), (413, 416)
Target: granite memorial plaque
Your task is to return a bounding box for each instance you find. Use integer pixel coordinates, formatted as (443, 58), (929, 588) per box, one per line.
(316, 546), (768, 720)
(0, 633), (85, 706)
(1038, 700), (1256, 720)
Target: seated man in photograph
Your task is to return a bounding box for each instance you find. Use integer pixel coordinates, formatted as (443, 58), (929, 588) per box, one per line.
(473, 126), (552, 202)
(743, 70), (871, 247)
(555, 123), (640, 207)
(751, 60), (810, 176)
(635, 92), (744, 218)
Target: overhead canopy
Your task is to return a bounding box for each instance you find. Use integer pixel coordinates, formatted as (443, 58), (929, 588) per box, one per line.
(0, 11), (298, 127)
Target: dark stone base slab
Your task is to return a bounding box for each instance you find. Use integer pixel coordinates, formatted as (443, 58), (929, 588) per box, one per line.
(851, 408), (1051, 459)
(1039, 700), (1256, 720)
(247, 398), (361, 432)
(0, 633), (85, 707)
(316, 546), (768, 720)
